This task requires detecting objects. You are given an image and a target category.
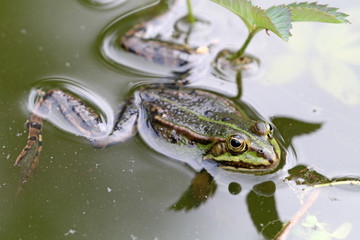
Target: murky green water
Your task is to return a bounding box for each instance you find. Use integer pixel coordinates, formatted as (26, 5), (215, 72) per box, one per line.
(1, 0), (360, 239)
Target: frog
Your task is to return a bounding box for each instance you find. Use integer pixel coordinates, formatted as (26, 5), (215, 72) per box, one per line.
(120, 0), (209, 71)
(14, 85), (282, 193)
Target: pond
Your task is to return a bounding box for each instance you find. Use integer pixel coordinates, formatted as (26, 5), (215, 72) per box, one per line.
(0, 0), (360, 239)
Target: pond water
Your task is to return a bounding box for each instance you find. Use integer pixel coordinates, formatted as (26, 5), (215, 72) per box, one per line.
(0, 0), (360, 239)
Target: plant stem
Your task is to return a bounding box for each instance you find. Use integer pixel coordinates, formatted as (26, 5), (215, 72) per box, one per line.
(187, 0), (196, 23)
(230, 30), (256, 60)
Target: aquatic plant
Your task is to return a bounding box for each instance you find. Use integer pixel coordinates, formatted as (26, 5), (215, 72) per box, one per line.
(211, 0), (350, 60)
(187, 0), (195, 23)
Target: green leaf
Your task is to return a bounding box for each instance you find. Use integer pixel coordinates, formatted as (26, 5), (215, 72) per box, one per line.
(210, 0), (259, 32)
(265, 6), (292, 40)
(211, 0), (292, 41)
(286, 2), (350, 23)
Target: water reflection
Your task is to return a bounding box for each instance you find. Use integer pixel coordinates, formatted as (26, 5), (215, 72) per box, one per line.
(79, 0), (126, 9)
(172, 15), (211, 45)
(170, 169), (217, 211)
(212, 49), (260, 81)
(271, 117), (322, 152)
(228, 182), (241, 195)
(247, 181), (283, 239)
(99, 0), (213, 77)
(28, 78), (114, 138)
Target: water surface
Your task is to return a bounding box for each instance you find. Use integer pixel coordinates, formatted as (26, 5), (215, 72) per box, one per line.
(1, 0), (360, 239)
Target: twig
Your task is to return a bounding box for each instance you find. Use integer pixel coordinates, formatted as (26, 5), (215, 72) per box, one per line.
(303, 180), (360, 192)
(276, 191), (320, 240)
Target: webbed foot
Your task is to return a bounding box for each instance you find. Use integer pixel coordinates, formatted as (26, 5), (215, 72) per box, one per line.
(14, 114), (43, 194)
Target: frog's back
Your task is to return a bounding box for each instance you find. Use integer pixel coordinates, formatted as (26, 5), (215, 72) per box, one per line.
(140, 89), (254, 140)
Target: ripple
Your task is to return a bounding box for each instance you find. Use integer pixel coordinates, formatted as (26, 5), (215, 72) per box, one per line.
(80, 0), (126, 9)
(99, 0), (213, 78)
(211, 49), (261, 82)
(28, 78), (114, 138)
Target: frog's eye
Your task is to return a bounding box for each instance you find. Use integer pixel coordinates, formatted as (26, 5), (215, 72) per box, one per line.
(226, 134), (247, 154)
(268, 123), (274, 139)
(253, 121), (273, 139)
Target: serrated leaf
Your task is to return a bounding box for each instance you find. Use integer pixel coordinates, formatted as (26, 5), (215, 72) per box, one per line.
(287, 2), (350, 23)
(210, 0), (259, 32)
(211, 0), (292, 41)
(265, 6), (292, 40)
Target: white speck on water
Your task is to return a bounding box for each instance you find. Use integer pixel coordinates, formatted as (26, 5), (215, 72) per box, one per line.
(16, 132), (22, 137)
(82, 211), (86, 215)
(38, 46), (44, 51)
(130, 234), (138, 240)
(6, 154), (10, 160)
(64, 229), (76, 236)
(65, 62), (71, 67)
(50, 156), (54, 159)
(2, 146), (5, 149)
(20, 29), (27, 35)
(107, 187), (112, 193)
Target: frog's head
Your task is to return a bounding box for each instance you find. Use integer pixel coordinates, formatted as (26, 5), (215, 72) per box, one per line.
(204, 121), (282, 173)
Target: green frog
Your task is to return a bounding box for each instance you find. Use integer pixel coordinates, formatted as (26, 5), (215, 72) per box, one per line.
(14, 86), (282, 191)
(120, 0), (209, 70)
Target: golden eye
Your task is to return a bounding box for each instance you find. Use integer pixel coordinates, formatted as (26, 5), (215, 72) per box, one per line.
(226, 134), (247, 153)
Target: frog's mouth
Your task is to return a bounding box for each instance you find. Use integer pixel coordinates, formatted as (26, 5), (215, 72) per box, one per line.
(203, 151), (280, 172)
(216, 160), (277, 171)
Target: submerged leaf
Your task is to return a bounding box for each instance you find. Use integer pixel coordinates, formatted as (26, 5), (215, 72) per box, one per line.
(331, 222), (352, 239)
(287, 2), (350, 23)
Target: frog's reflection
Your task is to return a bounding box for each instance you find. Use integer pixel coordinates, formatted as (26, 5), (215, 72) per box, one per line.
(170, 169), (217, 211)
(247, 181), (283, 239)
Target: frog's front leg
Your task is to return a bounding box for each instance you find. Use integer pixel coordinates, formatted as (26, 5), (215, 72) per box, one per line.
(90, 97), (139, 148)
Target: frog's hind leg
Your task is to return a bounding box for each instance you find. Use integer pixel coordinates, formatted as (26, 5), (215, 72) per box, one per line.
(14, 92), (53, 192)
(14, 89), (104, 192)
(90, 97), (140, 148)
